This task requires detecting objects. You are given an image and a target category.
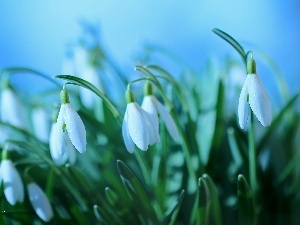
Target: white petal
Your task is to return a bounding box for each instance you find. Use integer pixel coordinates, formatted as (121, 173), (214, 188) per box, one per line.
(79, 67), (104, 109)
(155, 99), (179, 140)
(49, 123), (68, 165)
(127, 102), (149, 151)
(247, 74), (272, 127)
(32, 108), (50, 142)
(73, 45), (89, 75)
(56, 105), (67, 155)
(0, 89), (27, 128)
(0, 160), (24, 205)
(13, 168), (24, 203)
(238, 77), (250, 129)
(140, 107), (160, 145)
(141, 96), (159, 129)
(122, 109), (135, 153)
(63, 104), (87, 153)
(27, 182), (54, 222)
(64, 133), (77, 164)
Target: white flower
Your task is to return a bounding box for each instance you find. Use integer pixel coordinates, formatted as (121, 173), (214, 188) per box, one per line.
(32, 107), (51, 142)
(141, 95), (179, 140)
(79, 66), (104, 109)
(238, 73), (272, 129)
(122, 102), (160, 153)
(0, 159), (24, 205)
(56, 102), (86, 154)
(0, 88), (27, 129)
(27, 182), (54, 222)
(55, 89), (86, 154)
(49, 123), (76, 165)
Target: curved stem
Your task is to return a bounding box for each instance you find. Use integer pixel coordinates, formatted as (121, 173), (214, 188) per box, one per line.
(127, 77), (156, 89)
(145, 65), (189, 113)
(1, 67), (61, 88)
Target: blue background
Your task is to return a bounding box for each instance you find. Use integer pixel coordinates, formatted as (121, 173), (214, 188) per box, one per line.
(0, 0), (299, 101)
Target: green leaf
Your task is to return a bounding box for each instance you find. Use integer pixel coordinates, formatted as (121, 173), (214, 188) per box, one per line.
(257, 93), (299, 153)
(227, 128), (243, 176)
(212, 28), (246, 65)
(1, 67), (61, 88)
(105, 187), (119, 207)
(93, 205), (117, 225)
(211, 80), (225, 149)
(202, 174), (222, 225)
(191, 177), (210, 225)
(117, 160), (158, 223)
(167, 190), (185, 225)
(237, 174), (256, 225)
(70, 205), (92, 225)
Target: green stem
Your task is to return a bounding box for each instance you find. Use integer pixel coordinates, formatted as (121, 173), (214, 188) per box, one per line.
(248, 112), (257, 193)
(248, 111), (258, 224)
(1, 67), (61, 88)
(134, 150), (152, 186)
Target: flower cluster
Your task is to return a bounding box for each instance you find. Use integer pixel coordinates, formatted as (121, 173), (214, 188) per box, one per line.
(0, 150), (53, 222)
(0, 85), (88, 222)
(122, 82), (179, 153)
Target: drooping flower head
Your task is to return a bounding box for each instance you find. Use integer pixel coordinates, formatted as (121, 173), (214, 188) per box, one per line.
(122, 89), (160, 153)
(0, 79), (27, 129)
(141, 81), (179, 140)
(27, 180), (54, 222)
(55, 89), (86, 155)
(0, 149), (24, 205)
(238, 58), (272, 129)
(49, 118), (76, 166)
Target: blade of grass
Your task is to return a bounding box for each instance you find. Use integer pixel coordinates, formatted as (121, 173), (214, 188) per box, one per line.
(212, 28), (246, 65)
(237, 174), (256, 225)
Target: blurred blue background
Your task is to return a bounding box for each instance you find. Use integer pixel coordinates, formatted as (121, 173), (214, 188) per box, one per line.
(0, 0), (299, 102)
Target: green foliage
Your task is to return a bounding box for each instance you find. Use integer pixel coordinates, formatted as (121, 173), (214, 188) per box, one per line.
(0, 28), (299, 225)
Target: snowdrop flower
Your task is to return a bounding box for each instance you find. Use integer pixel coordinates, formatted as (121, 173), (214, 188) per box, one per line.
(0, 151), (24, 205)
(27, 181), (54, 222)
(238, 58), (272, 129)
(55, 89), (86, 154)
(49, 122), (76, 165)
(141, 82), (179, 140)
(122, 89), (160, 153)
(79, 66), (104, 109)
(32, 107), (51, 142)
(0, 85), (27, 129)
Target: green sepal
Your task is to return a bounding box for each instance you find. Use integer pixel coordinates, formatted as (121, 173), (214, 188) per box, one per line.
(125, 89), (135, 103)
(60, 89), (70, 104)
(247, 58), (256, 74)
(144, 81), (153, 96)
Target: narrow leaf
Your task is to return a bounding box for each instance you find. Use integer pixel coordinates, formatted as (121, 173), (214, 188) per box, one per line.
(105, 187), (118, 207)
(257, 93), (299, 153)
(237, 174), (256, 225)
(167, 190), (185, 225)
(191, 177), (210, 225)
(93, 205), (117, 225)
(212, 28), (246, 64)
(117, 160), (158, 223)
(202, 174), (222, 225)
